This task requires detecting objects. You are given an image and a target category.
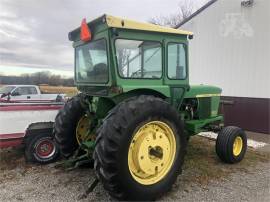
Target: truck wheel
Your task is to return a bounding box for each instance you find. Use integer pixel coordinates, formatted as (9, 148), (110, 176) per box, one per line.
(25, 132), (59, 164)
(93, 95), (187, 201)
(54, 94), (88, 157)
(216, 126), (247, 164)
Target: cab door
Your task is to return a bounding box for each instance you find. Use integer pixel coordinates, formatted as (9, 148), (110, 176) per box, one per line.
(163, 39), (190, 108)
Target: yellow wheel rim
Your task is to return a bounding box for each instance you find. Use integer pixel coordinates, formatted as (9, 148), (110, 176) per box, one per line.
(76, 115), (91, 145)
(233, 136), (243, 156)
(128, 121), (176, 185)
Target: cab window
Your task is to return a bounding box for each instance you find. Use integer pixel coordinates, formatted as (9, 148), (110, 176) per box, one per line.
(115, 39), (162, 79)
(29, 87), (38, 94)
(75, 39), (108, 83)
(13, 87), (30, 95)
(167, 43), (187, 80)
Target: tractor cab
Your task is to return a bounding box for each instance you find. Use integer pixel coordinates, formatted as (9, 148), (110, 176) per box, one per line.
(69, 14), (193, 101)
(68, 14), (223, 133)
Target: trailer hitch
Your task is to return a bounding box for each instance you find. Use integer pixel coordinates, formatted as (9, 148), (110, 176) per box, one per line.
(54, 141), (95, 170)
(54, 152), (92, 170)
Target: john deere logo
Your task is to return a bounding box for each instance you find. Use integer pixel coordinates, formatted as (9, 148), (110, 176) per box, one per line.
(219, 13), (254, 39)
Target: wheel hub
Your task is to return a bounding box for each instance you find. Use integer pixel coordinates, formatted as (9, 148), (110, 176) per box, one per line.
(233, 136), (243, 156)
(76, 115), (91, 144)
(35, 138), (55, 159)
(128, 121), (176, 185)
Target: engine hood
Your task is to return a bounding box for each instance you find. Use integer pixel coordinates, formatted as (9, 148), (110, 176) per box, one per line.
(184, 85), (222, 98)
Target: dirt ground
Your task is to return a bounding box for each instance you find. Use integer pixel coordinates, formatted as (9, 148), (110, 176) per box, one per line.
(0, 136), (269, 202)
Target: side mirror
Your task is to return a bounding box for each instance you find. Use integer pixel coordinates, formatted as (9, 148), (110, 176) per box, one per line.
(11, 92), (20, 96)
(1, 93), (6, 98)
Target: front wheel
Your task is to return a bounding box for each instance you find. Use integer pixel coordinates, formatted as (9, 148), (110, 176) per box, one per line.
(216, 126), (247, 164)
(93, 95), (187, 201)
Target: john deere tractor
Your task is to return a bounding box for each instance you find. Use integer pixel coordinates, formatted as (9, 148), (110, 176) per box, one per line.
(54, 14), (247, 201)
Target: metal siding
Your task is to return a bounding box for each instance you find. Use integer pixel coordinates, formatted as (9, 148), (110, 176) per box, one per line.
(181, 0), (270, 99)
(220, 96), (270, 134)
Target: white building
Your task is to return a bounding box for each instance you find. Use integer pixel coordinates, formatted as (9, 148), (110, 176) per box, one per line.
(178, 0), (269, 134)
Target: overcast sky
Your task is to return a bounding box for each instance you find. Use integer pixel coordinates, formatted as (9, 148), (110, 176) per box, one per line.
(0, 0), (208, 77)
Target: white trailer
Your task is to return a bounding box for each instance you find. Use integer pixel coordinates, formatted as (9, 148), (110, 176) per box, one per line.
(0, 102), (63, 163)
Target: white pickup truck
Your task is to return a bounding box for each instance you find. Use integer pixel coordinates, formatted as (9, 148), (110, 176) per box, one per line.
(0, 85), (64, 102)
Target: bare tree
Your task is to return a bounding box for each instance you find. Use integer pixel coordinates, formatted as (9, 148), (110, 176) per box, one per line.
(0, 71), (74, 86)
(149, 0), (194, 28)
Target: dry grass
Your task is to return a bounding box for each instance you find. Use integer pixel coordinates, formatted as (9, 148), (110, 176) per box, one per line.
(183, 136), (270, 185)
(39, 85), (78, 96)
(0, 147), (28, 184)
(0, 147), (25, 170)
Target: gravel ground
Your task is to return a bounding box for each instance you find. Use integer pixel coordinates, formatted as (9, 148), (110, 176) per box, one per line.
(0, 136), (269, 202)
(164, 162), (270, 202)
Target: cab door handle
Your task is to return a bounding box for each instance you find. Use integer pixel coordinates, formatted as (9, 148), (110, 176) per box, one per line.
(27, 96), (31, 99)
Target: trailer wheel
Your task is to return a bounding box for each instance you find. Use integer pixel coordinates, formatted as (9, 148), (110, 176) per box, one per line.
(25, 132), (59, 164)
(216, 126), (247, 163)
(54, 94), (88, 157)
(93, 95), (187, 201)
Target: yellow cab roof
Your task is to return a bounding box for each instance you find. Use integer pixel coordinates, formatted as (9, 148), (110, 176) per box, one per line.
(104, 14), (193, 36)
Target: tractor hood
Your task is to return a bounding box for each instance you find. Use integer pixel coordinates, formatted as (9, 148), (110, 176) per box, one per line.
(184, 85), (222, 98)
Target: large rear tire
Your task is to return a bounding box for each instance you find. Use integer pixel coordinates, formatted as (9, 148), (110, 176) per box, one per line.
(54, 94), (88, 157)
(93, 95), (187, 201)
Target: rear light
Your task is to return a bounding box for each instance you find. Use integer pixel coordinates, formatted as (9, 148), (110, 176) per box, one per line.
(80, 18), (91, 42)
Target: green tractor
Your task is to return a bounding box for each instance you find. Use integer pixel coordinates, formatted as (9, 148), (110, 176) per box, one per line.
(54, 14), (247, 201)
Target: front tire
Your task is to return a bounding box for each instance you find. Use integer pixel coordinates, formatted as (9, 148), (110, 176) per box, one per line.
(93, 95), (187, 201)
(216, 126), (247, 163)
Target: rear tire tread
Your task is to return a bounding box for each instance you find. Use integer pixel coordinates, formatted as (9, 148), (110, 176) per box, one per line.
(93, 95), (187, 200)
(53, 94), (88, 157)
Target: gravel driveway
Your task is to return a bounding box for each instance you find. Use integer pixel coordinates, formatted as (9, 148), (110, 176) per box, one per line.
(0, 136), (269, 202)
(165, 162), (270, 202)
